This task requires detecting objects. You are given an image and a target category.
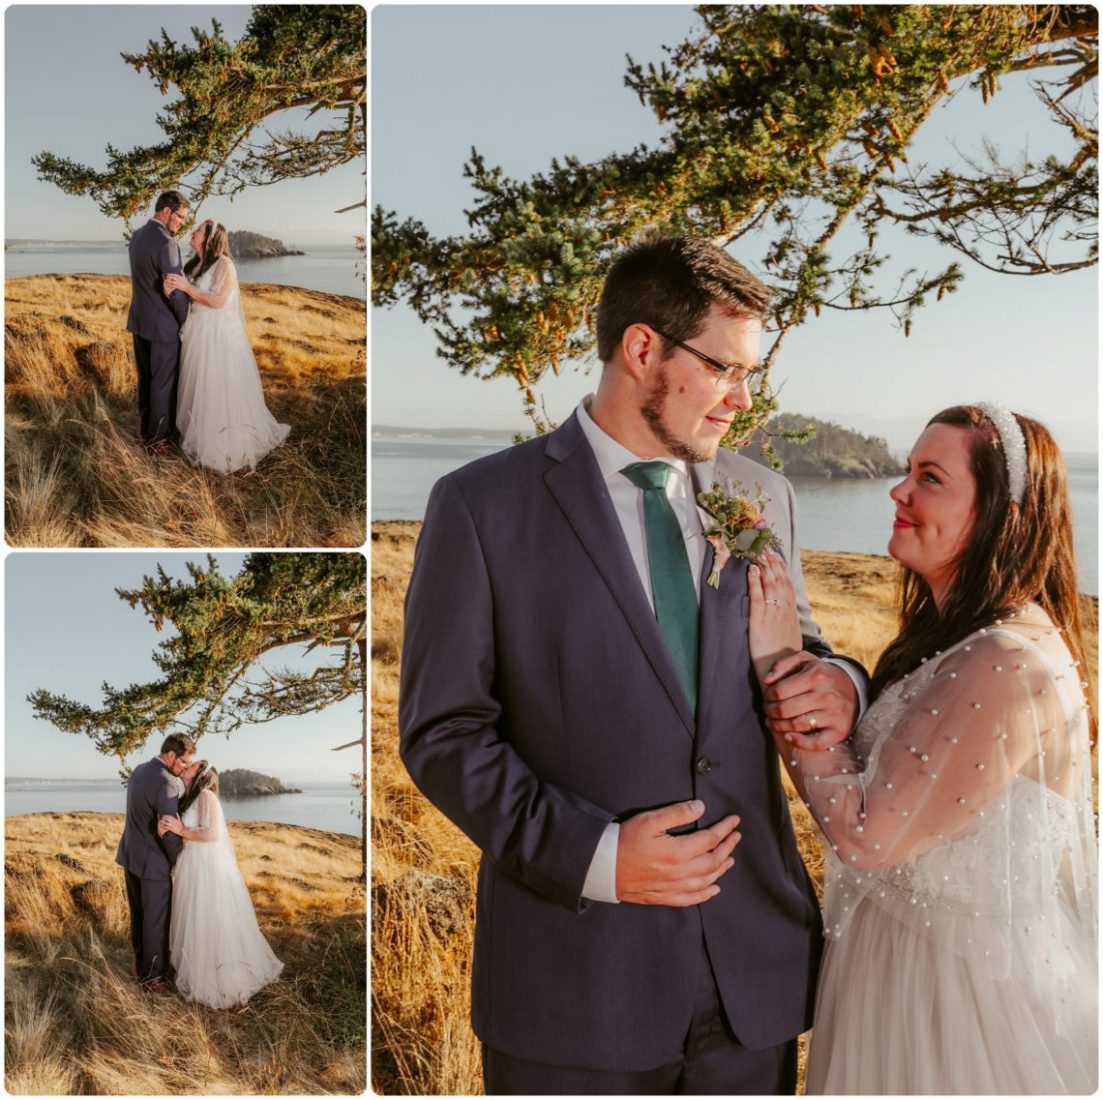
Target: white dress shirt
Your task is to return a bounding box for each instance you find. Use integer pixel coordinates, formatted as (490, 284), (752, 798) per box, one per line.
(576, 398), (705, 903)
(577, 396), (708, 605)
(573, 398), (866, 903)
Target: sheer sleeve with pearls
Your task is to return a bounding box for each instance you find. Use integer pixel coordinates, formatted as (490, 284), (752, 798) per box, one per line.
(782, 615), (1095, 1040)
(194, 788), (222, 842)
(784, 629), (1077, 868)
(202, 258), (237, 310)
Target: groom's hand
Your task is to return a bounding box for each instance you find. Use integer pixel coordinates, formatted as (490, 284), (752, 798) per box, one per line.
(615, 800), (740, 906)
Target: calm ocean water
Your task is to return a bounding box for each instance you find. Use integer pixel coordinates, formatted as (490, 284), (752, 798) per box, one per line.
(4, 778), (362, 837)
(4, 242), (365, 299)
(372, 437), (1099, 596)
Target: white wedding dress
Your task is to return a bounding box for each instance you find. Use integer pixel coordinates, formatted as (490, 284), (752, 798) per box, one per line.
(177, 257), (290, 473)
(169, 788), (284, 1008)
(791, 609), (1097, 1094)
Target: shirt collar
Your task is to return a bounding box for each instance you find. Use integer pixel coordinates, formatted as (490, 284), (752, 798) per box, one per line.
(576, 396), (690, 487)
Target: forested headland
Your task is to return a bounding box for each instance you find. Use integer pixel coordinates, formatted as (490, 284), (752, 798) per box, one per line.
(228, 230), (305, 259)
(219, 768), (302, 798)
(747, 415), (902, 478)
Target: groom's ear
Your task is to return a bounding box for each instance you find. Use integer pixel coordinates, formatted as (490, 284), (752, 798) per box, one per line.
(620, 323), (659, 382)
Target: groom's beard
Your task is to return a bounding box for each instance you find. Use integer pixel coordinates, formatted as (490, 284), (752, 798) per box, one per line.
(640, 365), (714, 464)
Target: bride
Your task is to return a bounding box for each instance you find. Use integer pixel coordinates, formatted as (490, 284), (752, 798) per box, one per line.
(749, 404), (1096, 1093)
(158, 762), (283, 1008)
(163, 221), (289, 473)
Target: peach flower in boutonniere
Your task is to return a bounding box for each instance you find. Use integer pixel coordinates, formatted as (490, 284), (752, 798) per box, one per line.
(697, 480), (780, 589)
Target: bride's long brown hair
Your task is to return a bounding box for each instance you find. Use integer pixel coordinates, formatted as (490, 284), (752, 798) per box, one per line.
(872, 406), (1092, 732)
(184, 221), (231, 281)
(178, 765), (220, 817)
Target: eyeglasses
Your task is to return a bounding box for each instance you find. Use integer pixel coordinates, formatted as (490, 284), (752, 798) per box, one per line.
(653, 328), (763, 390)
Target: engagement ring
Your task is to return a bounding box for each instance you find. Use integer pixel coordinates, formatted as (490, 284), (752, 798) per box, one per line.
(807, 714), (817, 731)
(765, 597), (781, 605)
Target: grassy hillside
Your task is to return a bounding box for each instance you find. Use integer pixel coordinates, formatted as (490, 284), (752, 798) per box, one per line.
(5, 811), (366, 1094)
(5, 274), (365, 547)
(371, 520), (1097, 1095)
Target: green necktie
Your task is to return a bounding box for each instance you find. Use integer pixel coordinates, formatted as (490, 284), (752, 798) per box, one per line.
(621, 461), (699, 711)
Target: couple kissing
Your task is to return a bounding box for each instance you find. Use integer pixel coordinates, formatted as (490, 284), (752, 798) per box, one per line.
(115, 733), (282, 1008)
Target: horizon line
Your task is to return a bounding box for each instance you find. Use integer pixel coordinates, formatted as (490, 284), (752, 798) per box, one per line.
(373, 420), (1100, 451)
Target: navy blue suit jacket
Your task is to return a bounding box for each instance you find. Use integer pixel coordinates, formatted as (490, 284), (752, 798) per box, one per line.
(115, 757), (183, 880)
(400, 412), (865, 1072)
(126, 220), (189, 342)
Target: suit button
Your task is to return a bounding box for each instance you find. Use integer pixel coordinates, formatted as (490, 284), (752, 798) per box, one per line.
(696, 756), (712, 775)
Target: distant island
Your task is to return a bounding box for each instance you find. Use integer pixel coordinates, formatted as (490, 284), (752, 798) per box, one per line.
(228, 230), (304, 259)
(746, 414), (903, 479)
(218, 768), (301, 798)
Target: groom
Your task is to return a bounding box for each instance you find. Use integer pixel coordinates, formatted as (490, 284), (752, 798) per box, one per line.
(126, 190), (191, 452)
(400, 236), (868, 1094)
(115, 733), (194, 989)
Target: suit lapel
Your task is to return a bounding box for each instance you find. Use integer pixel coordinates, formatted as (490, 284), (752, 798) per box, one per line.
(691, 460), (751, 731)
(543, 415), (696, 736)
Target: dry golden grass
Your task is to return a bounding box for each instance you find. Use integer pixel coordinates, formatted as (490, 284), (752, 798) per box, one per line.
(370, 520), (1098, 1095)
(5, 811), (366, 1094)
(5, 274), (366, 547)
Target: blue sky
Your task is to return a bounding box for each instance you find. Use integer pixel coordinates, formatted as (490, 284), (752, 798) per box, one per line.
(5, 553), (364, 782)
(4, 5), (366, 244)
(371, 5), (1099, 449)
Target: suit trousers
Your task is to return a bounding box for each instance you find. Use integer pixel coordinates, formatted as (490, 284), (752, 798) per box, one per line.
(124, 868), (173, 982)
(482, 942), (799, 1095)
(132, 334), (180, 444)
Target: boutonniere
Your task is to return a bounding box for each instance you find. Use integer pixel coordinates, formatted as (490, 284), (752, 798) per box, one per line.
(697, 480), (780, 588)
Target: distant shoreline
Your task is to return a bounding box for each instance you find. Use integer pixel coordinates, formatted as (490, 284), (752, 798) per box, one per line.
(372, 426), (1099, 466)
(6, 238), (122, 247)
(374, 424), (520, 442)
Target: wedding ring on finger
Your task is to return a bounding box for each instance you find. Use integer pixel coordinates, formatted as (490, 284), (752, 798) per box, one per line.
(765, 597), (781, 605)
(807, 713), (817, 732)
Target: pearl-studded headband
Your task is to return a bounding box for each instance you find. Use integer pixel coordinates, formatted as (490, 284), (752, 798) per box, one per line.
(975, 402), (1027, 505)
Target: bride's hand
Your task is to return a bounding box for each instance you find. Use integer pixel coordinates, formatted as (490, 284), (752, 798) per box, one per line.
(159, 814), (182, 837)
(163, 273), (188, 296)
(747, 549), (802, 686)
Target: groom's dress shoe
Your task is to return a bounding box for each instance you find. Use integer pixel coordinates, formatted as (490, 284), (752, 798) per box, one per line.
(145, 441), (174, 456)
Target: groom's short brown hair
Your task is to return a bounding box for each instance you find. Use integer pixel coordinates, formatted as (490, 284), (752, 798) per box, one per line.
(596, 236), (770, 364)
(154, 190), (189, 215)
(160, 732), (196, 757)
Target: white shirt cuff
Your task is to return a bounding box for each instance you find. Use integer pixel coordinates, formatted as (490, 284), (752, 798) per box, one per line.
(822, 656), (869, 723)
(581, 820), (620, 903)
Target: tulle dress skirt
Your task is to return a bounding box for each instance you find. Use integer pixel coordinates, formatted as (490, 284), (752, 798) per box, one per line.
(177, 296), (289, 473)
(170, 813), (283, 1008)
(804, 894), (1097, 1094)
